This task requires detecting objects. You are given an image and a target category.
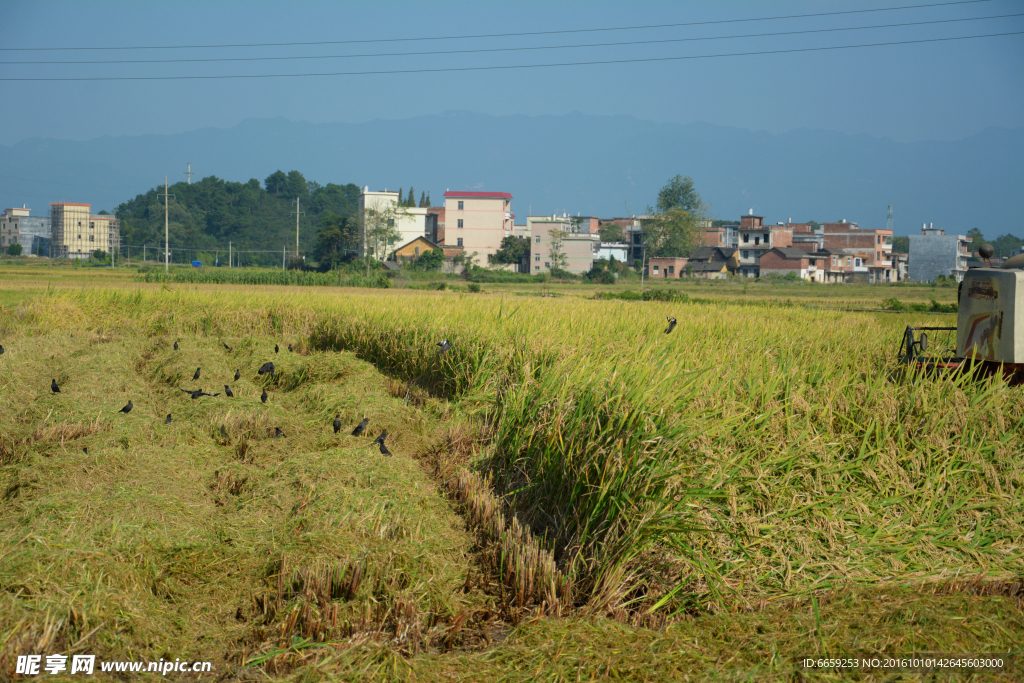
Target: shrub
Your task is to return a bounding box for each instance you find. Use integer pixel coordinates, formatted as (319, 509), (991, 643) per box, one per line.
(7, 243), (22, 256)
(467, 282), (482, 293)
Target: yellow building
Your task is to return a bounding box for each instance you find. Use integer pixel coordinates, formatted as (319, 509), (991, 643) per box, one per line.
(51, 203), (119, 259)
(391, 236), (440, 262)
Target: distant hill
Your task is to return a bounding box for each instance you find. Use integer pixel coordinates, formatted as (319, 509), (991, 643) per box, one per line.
(2, 112), (1020, 238)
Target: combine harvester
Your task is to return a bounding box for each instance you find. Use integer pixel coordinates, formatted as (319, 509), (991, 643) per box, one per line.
(899, 244), (1024, 386)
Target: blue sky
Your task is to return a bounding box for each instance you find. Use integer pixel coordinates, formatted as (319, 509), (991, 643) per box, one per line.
(1, 0), (1022, 145)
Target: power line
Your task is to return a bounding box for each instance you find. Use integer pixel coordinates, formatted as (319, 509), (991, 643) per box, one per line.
(0, 0), (999, 52)
(4, 13), (1018, 65)
(1, 31), (1019, 82)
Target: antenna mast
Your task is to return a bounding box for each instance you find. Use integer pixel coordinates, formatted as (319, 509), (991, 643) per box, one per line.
(182, 163), (194, 185)
(886, 203), (893, 233)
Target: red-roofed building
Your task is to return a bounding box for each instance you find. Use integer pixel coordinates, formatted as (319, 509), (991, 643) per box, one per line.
(443, 190), (513, 265)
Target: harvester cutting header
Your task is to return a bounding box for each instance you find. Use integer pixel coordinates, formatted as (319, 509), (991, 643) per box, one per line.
(900, 244), (1023, 386)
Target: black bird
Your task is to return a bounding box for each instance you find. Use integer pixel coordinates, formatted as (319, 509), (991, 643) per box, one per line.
(274, 427), (285, 438)
(371, 430), (388, 446)
(224, 385), (234, 397)
(275, 344), (279, 354)
(234, 369), (240, 381)
(288, 344), (293, 352)
(351, 417), (369, 437)
(164, 414), (172, 424)
(192, 367), (201, 381)
(378, 441), (393, 457)
(261, 389), (268, 404)
(181, 388), (217, 399)
(258, 362), (275, 377)
(82, 447), (88, 454)
(0, 344), (5, 354)
(222, 341), (232, 352)
(173, 341), (179, 351)
(332, 414), (342, 434)
(220, 425), (228, 438)
(665, 317), (677, 334)
(51, 379), (60, 393)
(119, 400), (133, 414)
(436, 339), (452, 355)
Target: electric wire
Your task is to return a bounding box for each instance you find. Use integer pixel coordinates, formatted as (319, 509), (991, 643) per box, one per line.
(1, 31), (1019, 81)
(3, 13), (1018, 65)
(0, 0), (1000, 51)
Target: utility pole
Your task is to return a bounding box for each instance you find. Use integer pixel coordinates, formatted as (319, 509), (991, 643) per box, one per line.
(182, 163), (193, 185)
(282, 245), (286, 270)
(229, 241), (232, 269)
(291, 196), (304, 258)
(158, 177), (175, 271)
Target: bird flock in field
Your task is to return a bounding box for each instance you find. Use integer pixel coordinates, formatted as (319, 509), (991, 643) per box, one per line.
(9, 317), (677, 456)
(23, 335), (438, 458)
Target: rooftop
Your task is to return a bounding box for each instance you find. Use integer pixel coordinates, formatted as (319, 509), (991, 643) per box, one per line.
(443, 191), (512, 199)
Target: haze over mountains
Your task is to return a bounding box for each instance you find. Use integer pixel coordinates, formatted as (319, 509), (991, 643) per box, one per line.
(2, 111), (1020, 235)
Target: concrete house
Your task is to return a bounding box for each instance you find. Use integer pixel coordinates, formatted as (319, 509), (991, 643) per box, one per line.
(528, 215), (599, 274)
(908, 223), (970, 282)
(50, 203), (119, 260)
(358, 188), (429, 259)
(443, 190), (514, 265)
(391, 236), (441, 263)
(736, 213), (795, 277)
(759, 247), (825, 281)
(821, 220), (894, 283)
(648, 257), (689, 279)
(684, 246), (739, 279)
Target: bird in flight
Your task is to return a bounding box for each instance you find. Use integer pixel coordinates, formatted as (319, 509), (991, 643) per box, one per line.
(275, 344), (279, 354)
(192, 367), (201, 381)
(119, 401), (133, 414)
(665, 317), (677, 334)
(234, 369), (241, 381)
(222, 341), (232, 352)
(173, 341), (179, 351)
(437, 340), (452, 355)
(371, 430), (388, 446)
(274, 427), (285, 438)
(333, 414), (342, 434)
(224, 385), (234, 397)
(258, 362), (275, 377)
(51, 379), (60, 393)
(164, 414), (172, 424)
(261, 389), (268, 404)
(378, 441), (393, 457)
(351, 417), (369, 436)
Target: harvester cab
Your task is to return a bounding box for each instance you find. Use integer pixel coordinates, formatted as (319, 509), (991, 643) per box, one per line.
(900, 245), (1024, 386)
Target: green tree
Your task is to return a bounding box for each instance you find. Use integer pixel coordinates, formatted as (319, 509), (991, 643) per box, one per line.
(361, 198), (404, 277)
(265, 170), (287, 195)
(93, 249), (106, 261)
(97, 210), (111, 216)
(492, 235), (528, 265)
(807, 220), (821, 232)
(416, 248), (444, 271)
(990, 233), (1024, 257)
(406, 186), (416, 207)
(643, 176), (709, 258)
(313, 212), (356, 270)
(285, 170), (309, 199)
(418, 191), (427, 208)
(7, 243), (22, 256)
(967, 228), (986, 245)
(891, 236), (909, 254)
(548, 226), (569, 270)
(424, 192), (431, 208)
(598, 222), (624, 243)
(656, 175), (703, 214)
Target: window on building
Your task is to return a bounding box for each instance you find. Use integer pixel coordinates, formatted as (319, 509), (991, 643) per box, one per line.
(652, 265), (659, 273)
(742, 250), (749, 259)
(742, 234), (749, 243)
(90, 222), (94, 229)
(754, 237), (760, 246)
(545, 262), (550, 268)
(89, 235), (94, 242)
(457, 238), (463, 247)
(457, 201), (464, 210)
(855, 258), (862, 267)
(535, 235), (541, 243)
(535, 265), (539, 270)
(667, 266), (674, 274)
(847, 257), (851, 266)
(457, 219), (464, 228)
(535, 254), (540, 261)
(763, 233), (769, 242)
(832, 256), (837, 266)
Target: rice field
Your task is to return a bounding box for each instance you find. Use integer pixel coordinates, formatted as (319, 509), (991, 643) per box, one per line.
(0, 273), (1020, 681)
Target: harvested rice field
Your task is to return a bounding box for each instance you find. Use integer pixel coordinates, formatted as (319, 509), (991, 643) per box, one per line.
(0, 271), (1020, 681)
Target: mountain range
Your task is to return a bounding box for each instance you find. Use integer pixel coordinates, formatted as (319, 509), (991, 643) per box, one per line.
(2, 112), (1020, 235)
